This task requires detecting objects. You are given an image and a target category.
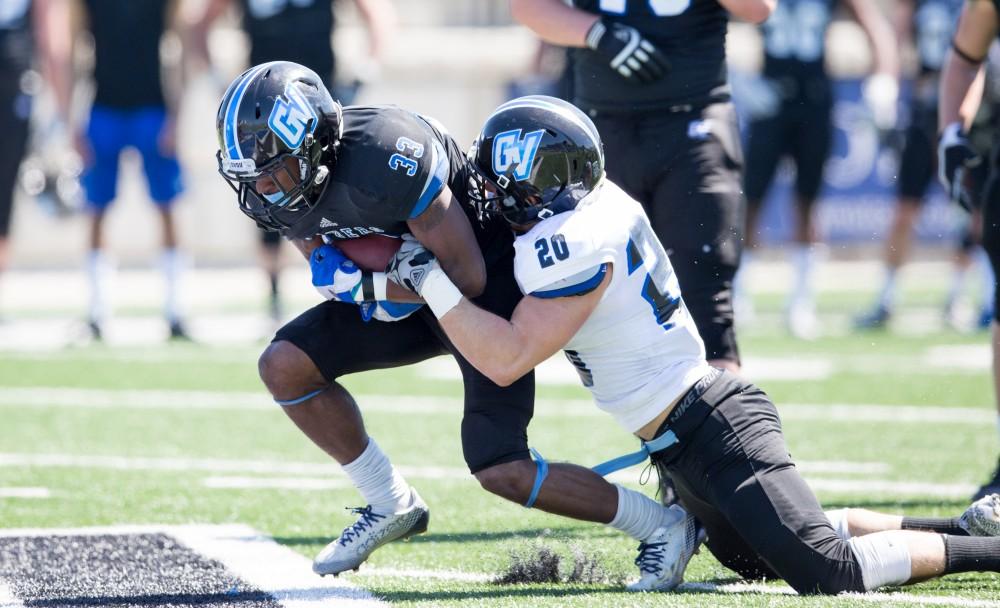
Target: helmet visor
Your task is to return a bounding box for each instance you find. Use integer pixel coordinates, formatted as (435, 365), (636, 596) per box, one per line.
(217, 150), (317, 232)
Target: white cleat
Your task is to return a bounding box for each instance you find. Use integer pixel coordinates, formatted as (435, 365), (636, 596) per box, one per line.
(312, 489), (430, 576)
(959, 493), (1000, 537)
(627, 504), (705, 592)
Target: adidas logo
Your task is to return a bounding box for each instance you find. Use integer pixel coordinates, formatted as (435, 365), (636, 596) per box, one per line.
(319, 217), (338, 228)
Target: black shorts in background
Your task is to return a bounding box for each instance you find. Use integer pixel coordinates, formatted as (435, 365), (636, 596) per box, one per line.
(897, 99), (938, 201)
(0, 75), (30, 237)
(744, 93), (832, 204)
(590, 102), (744, 364)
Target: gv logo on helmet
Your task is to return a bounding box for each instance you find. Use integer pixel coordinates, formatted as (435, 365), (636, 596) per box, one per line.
(492, 129), (544, 181)
(268, 83), (318, 150)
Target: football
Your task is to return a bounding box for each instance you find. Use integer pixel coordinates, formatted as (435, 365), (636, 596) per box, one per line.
(335, 234), (403, 272)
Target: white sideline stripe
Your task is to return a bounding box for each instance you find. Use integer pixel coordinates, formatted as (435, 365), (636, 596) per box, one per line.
(807, 479), (977, 499)
(0, 387), (993, 426)
(3, 452), (973, 498)
(361, 567), (493, 583)
(0, 524), (385, 607)
(0, 452), (888, 482)
(683, 581), (1000, 608)
(0, 583), (26, 608)
(202, 476), (351, 490)
(0, 487), (49, 498)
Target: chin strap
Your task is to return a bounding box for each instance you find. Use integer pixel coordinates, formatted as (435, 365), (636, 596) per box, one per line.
(523, 448), (549, 509)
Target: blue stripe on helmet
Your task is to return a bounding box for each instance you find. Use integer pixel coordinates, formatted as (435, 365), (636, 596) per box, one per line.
(223, 62), (276, 161)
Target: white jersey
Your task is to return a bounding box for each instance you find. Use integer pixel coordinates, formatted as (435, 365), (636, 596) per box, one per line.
(513, 181), (712, 433)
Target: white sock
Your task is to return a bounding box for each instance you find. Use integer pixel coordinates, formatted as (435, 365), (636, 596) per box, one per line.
(161, 248), (184, 324)
(975, 248), (995, 313)
(341, 438), (413, 515)
(86, 249), (113, 324)
(733, 250), (752, 300)
(946, 264), (969, 310)
(877, 267), (898, 310)
(607, 484), (667, 542)
(789, 243), (818, 311)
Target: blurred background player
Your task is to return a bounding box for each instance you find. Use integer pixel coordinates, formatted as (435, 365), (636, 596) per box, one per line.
(49, 0), (190, 341)
(190, 0), (395, 324)
(739, 0), (898, 339)
(508, 0), (777, 374)
(938, 0), (1000, 498)
(0, 0), (60, 319)
(857, 0), (994, 331)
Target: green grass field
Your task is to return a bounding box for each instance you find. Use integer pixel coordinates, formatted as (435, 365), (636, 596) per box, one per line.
(1, 277), (999, 607)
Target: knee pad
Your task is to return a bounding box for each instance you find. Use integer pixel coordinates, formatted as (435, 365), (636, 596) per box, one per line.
(824, 509), (851, 541)
(847, 533), (912, 591)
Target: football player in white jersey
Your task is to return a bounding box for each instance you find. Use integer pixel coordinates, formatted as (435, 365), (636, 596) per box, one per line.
(388, 95), (1000, 593)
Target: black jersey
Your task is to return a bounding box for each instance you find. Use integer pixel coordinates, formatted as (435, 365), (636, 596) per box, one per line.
(288, 106), (466, 241)
(0, 0), (32, 76)
(570, 0), (729, 112)
(760, 0), (836, 80)
(914, 0), (963, 75)
(83, 0), (169, 108)
(238, 0), (336, 86)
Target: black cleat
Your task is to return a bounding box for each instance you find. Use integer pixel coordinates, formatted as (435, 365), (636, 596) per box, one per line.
(87, 319), (104, 342)
(854, 305), (891, 330)
(168, 320), (193, 341)
(973, 456), (1000, 501)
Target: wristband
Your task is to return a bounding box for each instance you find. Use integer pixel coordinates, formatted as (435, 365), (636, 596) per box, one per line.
(420, 267), (464, 319)
(372, 272), (387, 301)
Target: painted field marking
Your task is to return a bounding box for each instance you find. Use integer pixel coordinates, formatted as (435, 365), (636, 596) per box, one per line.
(0, 488), (49, 499)
(0, 524), (385, 607)
(0, 387), (992, 426)
(0, 452), (976, 498)
(201, 476), (351, 491)
(0, 583), (26, 608)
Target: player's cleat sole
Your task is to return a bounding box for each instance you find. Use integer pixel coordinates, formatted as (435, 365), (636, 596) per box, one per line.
(627, 505), (704, 592)
(959, 493), (1000, 537)
(313, 489), (429, 577)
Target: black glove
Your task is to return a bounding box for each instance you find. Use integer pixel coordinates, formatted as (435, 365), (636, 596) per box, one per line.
(938, 122), (983, 212)
(585, 20), (670, 84)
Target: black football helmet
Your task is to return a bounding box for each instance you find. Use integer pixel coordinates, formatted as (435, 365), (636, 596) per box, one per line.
(468, 95), (604, 226)
(216, 61), (343, 232)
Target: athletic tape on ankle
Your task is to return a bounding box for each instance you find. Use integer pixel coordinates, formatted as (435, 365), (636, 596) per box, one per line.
(421, 267), (463, 319)
(274, 386), (327, 407)
(524, 448), (549, 509)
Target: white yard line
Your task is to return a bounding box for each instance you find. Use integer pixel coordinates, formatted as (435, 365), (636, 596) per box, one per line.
(0, 524), (385, 607)
(0, 583), (26, 608)
(0, 387), (992, 426)
(0, 487), (49, 498)
(0, 452), (974, 498)
(201, 476), (350, 491)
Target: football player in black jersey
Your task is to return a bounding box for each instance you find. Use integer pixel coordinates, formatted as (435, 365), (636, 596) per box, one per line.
(48, 0), (192, 341)
(190, 0), (395, 323)
(939, 0), (1000, 500)
(217, 61), (689, 581)
(510, 0), (776, 374)
(0, 0), (60, 318)
(857, 0), (991, 331)
(740, 0), (898, 339)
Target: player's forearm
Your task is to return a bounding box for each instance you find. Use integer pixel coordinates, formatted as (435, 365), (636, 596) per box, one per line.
(717, 0), (775, 24)
(438, 301), (536, 387)
(509, 0), (598, 48)
(939, 51), (985, 131)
